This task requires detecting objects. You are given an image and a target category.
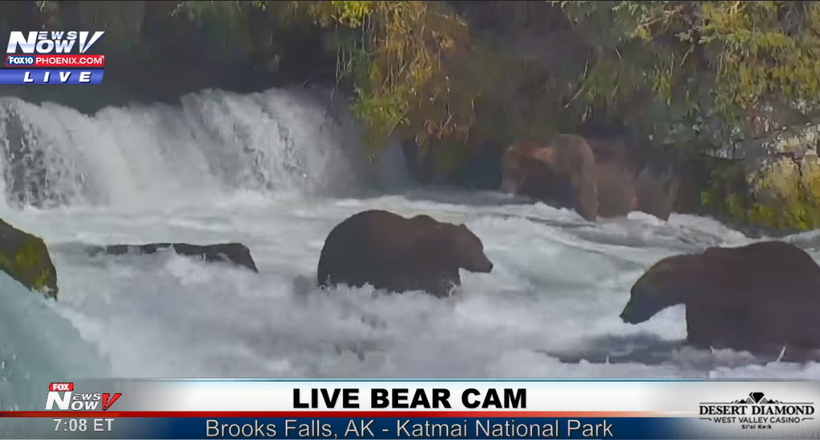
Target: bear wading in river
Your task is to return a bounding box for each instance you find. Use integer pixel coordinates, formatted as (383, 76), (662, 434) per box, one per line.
(584, 129), (680, 221)
(500, 134), (598, 221)
(619, 241), (820, 361)
(633, 163), (680, 221)
(593, 162), (639, 218)
(317, 210), (494, 298)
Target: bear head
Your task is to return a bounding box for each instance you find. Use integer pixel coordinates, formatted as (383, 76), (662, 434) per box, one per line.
(619, 253), (702, 324)
(500, 143), (554, 195)
(423, 223), (494, 274)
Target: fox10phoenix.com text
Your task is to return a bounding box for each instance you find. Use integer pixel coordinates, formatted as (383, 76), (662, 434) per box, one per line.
(2, 31), (105, 85)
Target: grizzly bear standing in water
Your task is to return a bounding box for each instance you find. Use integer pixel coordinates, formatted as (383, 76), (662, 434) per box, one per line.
(317, 210), (494, 298)
(620, 241), (820, 361)
(500, 134), (598, 221)
(582, 124), (681, 221)
(633, 167), (680, 221)
(593, 162), (639, 218)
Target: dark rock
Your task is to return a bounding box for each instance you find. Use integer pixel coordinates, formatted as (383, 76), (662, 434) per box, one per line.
(87, 242), (258, 272)
(447, 142), (505, 190)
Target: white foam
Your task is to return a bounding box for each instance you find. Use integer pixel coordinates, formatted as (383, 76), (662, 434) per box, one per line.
(8, 193), (814, 380)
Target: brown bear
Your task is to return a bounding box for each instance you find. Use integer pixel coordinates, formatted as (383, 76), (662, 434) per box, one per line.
(593, 162), (639, 218)
(317, 210), (494, 298)
(633, 167), (680, 221)
(619, 241), (820, 361)
(500, 134), (598, 221)
(586, 136), (635, 172)
(582, 123), (681, 221)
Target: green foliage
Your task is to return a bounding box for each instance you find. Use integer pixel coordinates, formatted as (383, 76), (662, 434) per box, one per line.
(552, 1), (820, 148)
(744, 159), (820, 230)
(698, 157), (820, 232)
(698, 159), (750, 217)
(329, 1), (374, 27)
(277, 0), (498, 174)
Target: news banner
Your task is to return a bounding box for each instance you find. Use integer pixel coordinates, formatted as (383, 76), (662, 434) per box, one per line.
(0, 380), (819, 439)
(2, 31), (105, 84)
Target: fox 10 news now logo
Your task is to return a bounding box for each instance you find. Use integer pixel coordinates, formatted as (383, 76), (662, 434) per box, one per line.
(3, 31), (106, 85)
(46, 383), (121, 411)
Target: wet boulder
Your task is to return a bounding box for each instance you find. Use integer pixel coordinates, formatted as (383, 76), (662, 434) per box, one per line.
(87, 242), (258, 272)
(0, 218), (58, 299)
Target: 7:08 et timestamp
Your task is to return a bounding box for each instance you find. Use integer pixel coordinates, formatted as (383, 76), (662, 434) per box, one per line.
(54, 418), (115, 433)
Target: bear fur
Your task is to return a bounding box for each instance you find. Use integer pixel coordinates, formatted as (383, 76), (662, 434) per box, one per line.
(633, 167), (680, 221)
(619, 241), (820, 360)
(586, 136), (636, 172)
(317, 210), (494, 298)
(582, 123), (681, 221)
(593, 162), (639, 218)
(500, 134), (599, 221)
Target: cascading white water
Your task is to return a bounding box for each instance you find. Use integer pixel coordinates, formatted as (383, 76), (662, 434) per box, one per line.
(0, 86), (819, 392)
(0, 87), (384, 210)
